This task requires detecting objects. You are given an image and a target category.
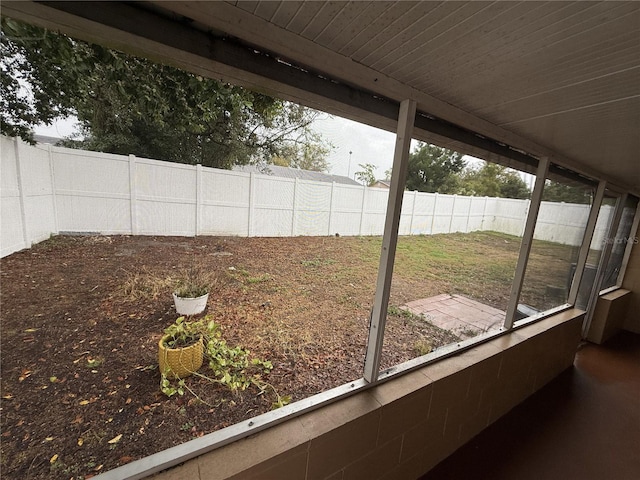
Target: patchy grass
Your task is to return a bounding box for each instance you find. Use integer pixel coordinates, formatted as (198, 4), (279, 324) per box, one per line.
(356, 231), (524, 309)
(301, 257), (336, 268)
(121, 269), (176, 300)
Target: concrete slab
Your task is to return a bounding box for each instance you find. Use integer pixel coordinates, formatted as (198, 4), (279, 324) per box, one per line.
(400, 294), (505, 340)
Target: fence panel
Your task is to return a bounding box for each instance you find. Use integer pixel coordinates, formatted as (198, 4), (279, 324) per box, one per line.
(468, 197), (488, 232)
(534, 201), (590, 246)
(331, 184), (364, 236)
(432, 194), (455, 234)
(253, 175), (295, 237)
(361, 188), (388, 235)
(53, 148), (131, 234)
(409, 192), (436, 235)
(135, 158), (196, 236)
(451, 195), (471, 233)
(1, 137), (613, 257)
(1, 137), (25, 256)
(200, 169), (250, 236)
(294, 180), (332, 236)
(489, 197), (528, 237)
(22, 144), (56, 242)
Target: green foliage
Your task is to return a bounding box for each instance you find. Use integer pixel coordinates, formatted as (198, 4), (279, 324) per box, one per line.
(159, 316), (288, 409)
(1, 18), (329, 170)
(403, 144), (529, 199)
(160, 376), (186, 398)
(180, 422), (194, 432)
(387, 305), (418, 319)
(542, 181), (593, 204)
(414, 338), (432, 356)
(355, 163), (377, 186)
(405, 143), (465, 193)
(161, 316), (210, 349)
(459, 161), (530, 199)
(1, 17), (77, 143)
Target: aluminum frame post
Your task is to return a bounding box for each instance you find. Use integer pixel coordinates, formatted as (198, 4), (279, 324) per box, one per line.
(567, 180), (606, 306)
(504, 157), (550, 329)
(363, 98), (416, 383)
(582, 193), (628, 337)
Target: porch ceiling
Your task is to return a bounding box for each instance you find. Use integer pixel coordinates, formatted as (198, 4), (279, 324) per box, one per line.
(3, 1), (639, 191)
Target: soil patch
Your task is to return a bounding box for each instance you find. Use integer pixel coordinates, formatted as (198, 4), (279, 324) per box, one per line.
(0, 232), (573, 478)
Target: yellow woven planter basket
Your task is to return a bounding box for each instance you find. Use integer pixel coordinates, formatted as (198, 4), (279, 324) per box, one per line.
(158, 335), (204, 379)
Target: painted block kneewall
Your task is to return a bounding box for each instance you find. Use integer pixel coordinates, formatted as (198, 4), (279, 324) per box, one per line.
(155, 310), (584, 480)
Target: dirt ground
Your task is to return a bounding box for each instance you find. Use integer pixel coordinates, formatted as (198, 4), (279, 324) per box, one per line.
(0, 232), (576, 478)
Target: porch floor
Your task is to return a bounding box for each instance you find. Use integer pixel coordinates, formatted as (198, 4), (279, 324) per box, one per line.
(420, 331), (640, 480)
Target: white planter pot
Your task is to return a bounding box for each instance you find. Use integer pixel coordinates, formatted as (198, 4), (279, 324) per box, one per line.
(173, 292), (209, 315)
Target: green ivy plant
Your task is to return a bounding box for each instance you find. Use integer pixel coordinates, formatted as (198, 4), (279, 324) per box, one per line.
(159, 316), (290, 409)
(162, 316), (208, 348)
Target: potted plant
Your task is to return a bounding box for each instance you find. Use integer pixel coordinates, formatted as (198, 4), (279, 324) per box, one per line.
(172, 267), (215, 315)
(158, 316), (207, 379)
(158, 315), (291, 408)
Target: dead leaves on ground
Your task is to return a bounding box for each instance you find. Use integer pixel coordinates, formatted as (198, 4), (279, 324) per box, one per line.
(18, 369), (33, 382)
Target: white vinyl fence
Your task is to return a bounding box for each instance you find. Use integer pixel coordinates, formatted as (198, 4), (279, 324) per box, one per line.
(1, 136), (612, 258)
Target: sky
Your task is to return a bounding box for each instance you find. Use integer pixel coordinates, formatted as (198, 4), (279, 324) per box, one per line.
(34, 116), (78, 140)
(312, 114), (399, 180)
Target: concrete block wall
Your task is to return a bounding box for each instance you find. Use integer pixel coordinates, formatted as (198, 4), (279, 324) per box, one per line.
(588, 289), (631, 344)
(153, 310), (584, 480)
(622, 242), (640, 333)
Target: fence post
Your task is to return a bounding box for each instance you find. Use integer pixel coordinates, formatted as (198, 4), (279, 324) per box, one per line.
(328, 181), (336, 236)
(448, 195), (457, 233)
(409, 190), (418, 235)
(196, 164), (202, 236)
(128, 154), (138, 235)
(13, 138), (29, 248)
(291, 177), (299, 237)
(482, 196), (489, 230)
(47, 145), (59, 234)
(359, 185), (367, 236)
(248, 172), (255, 237)
(465, 195), (472, 233)
(430, 193), (438, 234)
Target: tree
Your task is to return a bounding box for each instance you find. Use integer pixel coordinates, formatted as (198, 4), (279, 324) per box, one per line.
(542, 181), (592, 204)
(1, 18), (77, 142)
(499, 170), (531, 199)
(271, 129), (332, 172)
(1, 18), (329, 170)
(355, 163), (377, 186)
(404, 143), (465, 193)
(460, 162), (530, 199)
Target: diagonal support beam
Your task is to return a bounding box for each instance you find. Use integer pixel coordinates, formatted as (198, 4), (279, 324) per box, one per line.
(363, 98), (416, 383)
(567, 180), (606, 306)
(504, 157), (550, 329)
